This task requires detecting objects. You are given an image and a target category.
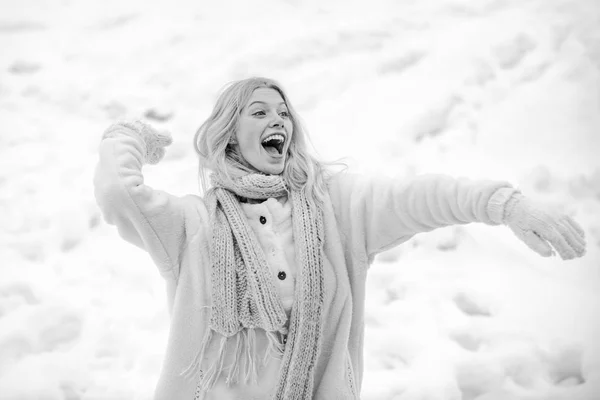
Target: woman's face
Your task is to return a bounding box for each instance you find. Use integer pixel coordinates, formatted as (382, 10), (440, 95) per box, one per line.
(234, 88), (293, 175)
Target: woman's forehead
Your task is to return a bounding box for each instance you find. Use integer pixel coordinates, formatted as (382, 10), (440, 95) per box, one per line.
(246, 88), (285, 107)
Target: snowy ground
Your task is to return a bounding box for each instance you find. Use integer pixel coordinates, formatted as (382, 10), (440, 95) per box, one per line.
(1, 0), (599, 399)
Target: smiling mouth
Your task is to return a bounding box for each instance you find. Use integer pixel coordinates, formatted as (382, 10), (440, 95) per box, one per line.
(261, 134), (285, 155)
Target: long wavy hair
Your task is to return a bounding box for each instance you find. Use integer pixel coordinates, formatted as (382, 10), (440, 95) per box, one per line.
(194, 77), (333, 206)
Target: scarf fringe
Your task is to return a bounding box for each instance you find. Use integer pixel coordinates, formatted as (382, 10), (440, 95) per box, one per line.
(181, 328), (285, 392)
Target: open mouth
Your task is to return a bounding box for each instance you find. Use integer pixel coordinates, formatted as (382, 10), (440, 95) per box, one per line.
(261, 133), (285, 155)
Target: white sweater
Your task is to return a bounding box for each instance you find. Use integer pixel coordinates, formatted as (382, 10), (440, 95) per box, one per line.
(93, 132), (518, 399)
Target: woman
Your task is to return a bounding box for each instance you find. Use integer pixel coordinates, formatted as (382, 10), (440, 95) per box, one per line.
(94, 77), (586, 400)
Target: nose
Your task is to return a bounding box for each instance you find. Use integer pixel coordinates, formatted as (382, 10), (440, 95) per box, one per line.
(270, 114), (284, 128)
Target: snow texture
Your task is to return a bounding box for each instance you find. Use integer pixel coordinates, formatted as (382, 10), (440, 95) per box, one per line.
(1, 0), (599, 399)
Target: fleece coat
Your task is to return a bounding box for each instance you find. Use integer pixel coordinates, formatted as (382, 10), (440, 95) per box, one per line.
(93, 132), (518, 400)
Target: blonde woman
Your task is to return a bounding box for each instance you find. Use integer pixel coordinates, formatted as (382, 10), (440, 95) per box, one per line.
(94, 77), (586, 400)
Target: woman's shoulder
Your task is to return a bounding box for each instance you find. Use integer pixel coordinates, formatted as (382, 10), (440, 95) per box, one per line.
(178, 193), (211, 223)
(325, 169), (368, 193)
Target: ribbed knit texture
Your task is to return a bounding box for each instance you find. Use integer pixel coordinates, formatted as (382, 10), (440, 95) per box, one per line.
(486, 187), (521, 224)
(209, 174), (290, 335)
(184, 173), (325, 399)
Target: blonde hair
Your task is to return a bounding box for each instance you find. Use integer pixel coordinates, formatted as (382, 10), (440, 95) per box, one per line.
(194, 77), (332, 206)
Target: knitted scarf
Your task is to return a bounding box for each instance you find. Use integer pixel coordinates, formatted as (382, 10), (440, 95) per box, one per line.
(182, 173), (325, 399)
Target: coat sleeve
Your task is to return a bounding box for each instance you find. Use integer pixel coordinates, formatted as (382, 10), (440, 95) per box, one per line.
(327, 172), (519, 263)
(93, 132), (188, 281)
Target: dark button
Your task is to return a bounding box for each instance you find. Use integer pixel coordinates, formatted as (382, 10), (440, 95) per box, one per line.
(283, 335), (287, 344)
(259, 216), (266, 225)
(278, 271), (287, 280)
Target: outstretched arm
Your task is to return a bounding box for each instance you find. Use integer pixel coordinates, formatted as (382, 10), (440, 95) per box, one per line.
(93, 121), (188, 280)
(327, 172), (586, 265)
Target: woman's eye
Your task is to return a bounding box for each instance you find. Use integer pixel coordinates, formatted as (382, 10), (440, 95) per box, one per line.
(279, 111), (290, 118)
(252, 110), (265, 116)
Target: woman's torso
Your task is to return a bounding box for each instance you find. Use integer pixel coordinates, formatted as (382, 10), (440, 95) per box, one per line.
(200, 196), (297, 399)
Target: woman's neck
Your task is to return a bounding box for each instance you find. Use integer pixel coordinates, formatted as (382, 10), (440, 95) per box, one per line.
(238, 195), (288, 205)
(238, 197), (266, 204)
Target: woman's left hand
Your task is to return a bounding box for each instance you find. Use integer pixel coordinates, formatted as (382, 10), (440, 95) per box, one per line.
(503, 194), (587, 260)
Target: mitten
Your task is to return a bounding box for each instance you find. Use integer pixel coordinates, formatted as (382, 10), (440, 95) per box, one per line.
(102, 120), (172, 165)
(502, 193), (586, 260)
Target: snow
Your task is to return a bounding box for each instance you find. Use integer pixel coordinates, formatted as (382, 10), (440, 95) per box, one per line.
(1, 0), (599, 398)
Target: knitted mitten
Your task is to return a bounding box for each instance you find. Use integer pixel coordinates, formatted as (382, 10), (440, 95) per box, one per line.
(102, 120), (172, 165)
(502, 193), (586, 260)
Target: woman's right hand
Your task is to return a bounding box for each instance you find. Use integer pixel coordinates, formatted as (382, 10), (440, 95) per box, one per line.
(102, 120), (172, 165)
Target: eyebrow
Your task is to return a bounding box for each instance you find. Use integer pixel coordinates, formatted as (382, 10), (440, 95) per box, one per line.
(247, 101), (286, 107)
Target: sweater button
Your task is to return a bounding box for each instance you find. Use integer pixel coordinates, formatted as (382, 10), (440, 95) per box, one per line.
(259, 216), (266, 225)
(278, 271), (286, 280)
(283, 335), (287, 344)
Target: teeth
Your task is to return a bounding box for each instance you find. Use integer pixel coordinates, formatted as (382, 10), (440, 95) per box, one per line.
(261, 134), (284, 144)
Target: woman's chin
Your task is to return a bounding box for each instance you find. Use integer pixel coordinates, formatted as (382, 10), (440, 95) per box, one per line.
(261, 166), (284, 175)
(254, 159), (285, 175)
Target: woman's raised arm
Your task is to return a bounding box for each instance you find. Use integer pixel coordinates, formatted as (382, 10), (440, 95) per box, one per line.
(93, 121), (189, 281)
